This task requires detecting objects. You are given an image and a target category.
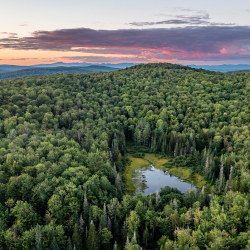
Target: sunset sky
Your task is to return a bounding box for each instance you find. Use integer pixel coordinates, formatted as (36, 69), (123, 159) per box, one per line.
(1, 0), (250, 65)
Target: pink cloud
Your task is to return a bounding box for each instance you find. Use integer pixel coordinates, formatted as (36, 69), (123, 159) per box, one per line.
(220, 48), (227, 54)
(0, 26), (250, 62)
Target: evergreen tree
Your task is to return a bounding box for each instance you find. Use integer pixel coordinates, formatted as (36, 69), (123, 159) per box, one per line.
(101, 228), (113, 250)
(121, 219), (128, 243)
(50, 237), (60, 250)
(86, 223), (100, 250)
(72, 223), (81, 250)
(155, 190), (161, 207)
(115, 173), (123, 192)
(143, 227), (149, 250)
(103, 203), (107, 225)
(79, 214), (85, 236)
(83, 194), (89, 224)
(125, 232), (142, 250)
(67, 237), (73, 250)
(127, 211), (140, 238)
(35, 224), (42, 250)
(113, 241), (118, 250)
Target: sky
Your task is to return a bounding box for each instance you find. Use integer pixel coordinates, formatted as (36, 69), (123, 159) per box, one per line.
(1, 0), (250, 66)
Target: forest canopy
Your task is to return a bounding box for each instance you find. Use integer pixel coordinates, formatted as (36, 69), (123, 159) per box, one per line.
(1, 63), (250, 249)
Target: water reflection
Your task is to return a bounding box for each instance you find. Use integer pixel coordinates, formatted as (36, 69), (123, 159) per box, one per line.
(130, 164), (196, 195)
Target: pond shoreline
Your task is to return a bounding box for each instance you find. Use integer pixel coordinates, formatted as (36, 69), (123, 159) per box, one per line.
(123, 152), (205, 195)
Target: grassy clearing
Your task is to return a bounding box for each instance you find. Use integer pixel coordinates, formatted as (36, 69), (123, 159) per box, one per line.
(123, 155), (150, 195)
(166, 167), (206, 189)
(143, 153), (168, 169)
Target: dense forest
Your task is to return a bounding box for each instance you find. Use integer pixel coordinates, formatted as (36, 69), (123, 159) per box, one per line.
(1, 63), (250, 249)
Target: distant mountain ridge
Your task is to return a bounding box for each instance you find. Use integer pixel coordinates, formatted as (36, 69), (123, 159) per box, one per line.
(1, 63), (250, 80)
(188, 64), (250, 72)
(0, 62), (138, 72)
(32, 62), (137, 69)
(0, 65), (30, 72)
(227, 69), (250, 74)
(0, 65), (118, 80)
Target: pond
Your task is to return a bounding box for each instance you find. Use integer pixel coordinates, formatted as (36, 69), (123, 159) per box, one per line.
(124, 154), (197, 196)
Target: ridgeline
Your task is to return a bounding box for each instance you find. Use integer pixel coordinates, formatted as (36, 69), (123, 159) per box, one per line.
(0, 65), (118, 80)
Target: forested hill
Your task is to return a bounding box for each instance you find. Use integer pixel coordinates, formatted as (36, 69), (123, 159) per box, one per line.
(0, 65), (118, 80)
(227, 69), (250, 74)
(1, 63), (250, 249)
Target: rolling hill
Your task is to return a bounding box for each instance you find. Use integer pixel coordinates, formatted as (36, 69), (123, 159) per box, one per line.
(0, 62), (137, 73)
(227, 69), (250, 74)
(189, 64), (250, 72)
(0, 65), (118, 79)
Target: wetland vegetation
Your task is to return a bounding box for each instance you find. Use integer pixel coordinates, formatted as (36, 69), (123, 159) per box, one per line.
(124, 153), (199, 195)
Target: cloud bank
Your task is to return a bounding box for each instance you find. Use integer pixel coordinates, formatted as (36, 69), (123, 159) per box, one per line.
(1, 25), (250, 62)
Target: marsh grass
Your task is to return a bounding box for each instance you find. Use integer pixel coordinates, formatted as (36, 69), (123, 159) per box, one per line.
(165, 167), (206, 189)
(123, 155), (150, 195)
(124, 148), (207, 194)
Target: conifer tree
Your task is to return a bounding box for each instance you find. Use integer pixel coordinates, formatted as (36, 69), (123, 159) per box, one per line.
(125, 232), (142, 250)
(79, 214), (84, 236)
(101, 227), (113, 250)
(155, 190), (161, 207)
(83, 194), (89, 223)
(50, 237), (60, 250)
(115, 173), (123, 192)
(67, 237), (73, 250)
(121, 219), (128, 243)
(143, 227), (149, 250)
(99, 215), (106, 231)
(108, 216), (112, 231)
(89, 206), (93, 225)
(103, 203), (107, 224)
(218, 157), (224, 192)
(35, 224), (42, 250)
(72, 223), (81, 250)
(86, 223), (100, 250)
(127, 211), (140, 238)
(113, 241), (118, 250)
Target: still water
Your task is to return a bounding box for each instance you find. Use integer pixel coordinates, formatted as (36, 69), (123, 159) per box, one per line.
(129, 164), (196, 195)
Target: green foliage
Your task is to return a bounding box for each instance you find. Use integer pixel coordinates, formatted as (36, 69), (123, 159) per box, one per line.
(72, 223), (81, 250)
(1, 63), (250, 249)
(50, 237), (60, 250)
(67, 237), (73, 250)
(86, 223), (100, 250)
(35, 224), (42, 250)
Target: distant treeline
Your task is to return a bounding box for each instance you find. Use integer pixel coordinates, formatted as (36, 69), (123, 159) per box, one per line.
(0, 66), (118, 79)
